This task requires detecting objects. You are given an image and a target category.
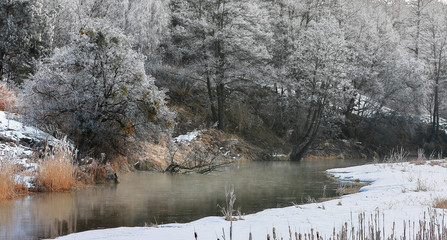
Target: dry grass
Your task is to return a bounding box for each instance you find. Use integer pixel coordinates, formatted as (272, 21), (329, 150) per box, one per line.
(36, 139), (77, 192)
(213, 209), (447, 240)
(0, 160), (27, 201)
(385, 147), (408, 163)
(410, 160), (427, 165)
(433, 198), (447, 209)
(220, 185), (237, 221)
(0, 85), (18, 112)
(77, 162), (108, 184)
(0, 163), (18, 200)
(303, 154), (345, 161)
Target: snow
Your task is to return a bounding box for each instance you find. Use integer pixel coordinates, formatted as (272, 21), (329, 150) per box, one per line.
(0, 111), (57, 187)
(56, 160), (447, 240)
(0, 111), (56, 144)
(174, 130), (200, 143)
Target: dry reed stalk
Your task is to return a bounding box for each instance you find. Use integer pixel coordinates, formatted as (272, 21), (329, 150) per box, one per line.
(210, 210), (447, 240)
(0, 163), (17, 200)
(36, 138), (77, 191)
(221, 185), (237, 221)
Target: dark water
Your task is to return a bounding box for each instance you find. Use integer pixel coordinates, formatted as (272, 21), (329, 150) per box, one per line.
(0, 159), (369, 239)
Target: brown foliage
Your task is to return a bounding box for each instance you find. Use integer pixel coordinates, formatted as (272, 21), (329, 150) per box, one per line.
(0, 85), (17, 112)
(433, 198), (447, 209)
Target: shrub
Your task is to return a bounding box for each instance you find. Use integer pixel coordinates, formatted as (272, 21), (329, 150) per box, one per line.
(36, 138), (77, 192)
(25, 19), (175, 158)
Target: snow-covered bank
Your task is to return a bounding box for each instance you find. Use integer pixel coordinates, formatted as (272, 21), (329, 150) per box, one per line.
(0, 111), (58, 188)
(56, 160), (447, 240)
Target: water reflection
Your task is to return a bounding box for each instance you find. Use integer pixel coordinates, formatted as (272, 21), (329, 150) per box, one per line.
(0, 159), (369, 239)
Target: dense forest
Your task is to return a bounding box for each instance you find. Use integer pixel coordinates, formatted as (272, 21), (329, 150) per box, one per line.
(2, 0), (447, 164)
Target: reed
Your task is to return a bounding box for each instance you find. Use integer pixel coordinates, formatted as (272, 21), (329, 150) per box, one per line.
(212, 209), (447, 240)
(36, 138), (77, 192)
(385, 147), (408, 163)
(0, 162), (18, 200)
(0, 152), (27, 200)
(221, 185), (237, 221)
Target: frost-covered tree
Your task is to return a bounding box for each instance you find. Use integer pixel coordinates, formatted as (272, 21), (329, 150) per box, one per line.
(25, 20), (174, 156)
(87, 0), (170, 55)
(422, 2), (447, 140)
(0, 0), (53, 85)
(46, 0), (169, 57)
(168, 0), (272, 130)
(287, 16), (350, 161)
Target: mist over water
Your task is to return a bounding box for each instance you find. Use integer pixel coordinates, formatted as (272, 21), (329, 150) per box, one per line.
(0, 159), (369, 239)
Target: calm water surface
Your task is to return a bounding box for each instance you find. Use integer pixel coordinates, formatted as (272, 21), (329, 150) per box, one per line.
(0, 159), (369, 239)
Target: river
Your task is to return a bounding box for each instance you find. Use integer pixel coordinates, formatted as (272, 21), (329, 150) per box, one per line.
(0, 159), (369, 239)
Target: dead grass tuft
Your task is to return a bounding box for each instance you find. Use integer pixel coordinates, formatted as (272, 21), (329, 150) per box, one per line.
(433, 198), (447, 209)
(0, 163), (17, 200)
(80, 162), (106, 184)
(36, 138), (77, 192)
(0, 160), (27, 201)
(0, 85), (18, 112)
(410, 160), (427, 165)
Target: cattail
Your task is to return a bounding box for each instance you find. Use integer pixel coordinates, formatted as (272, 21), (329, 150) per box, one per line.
(268, 233), (271, 240)
(194, 231), (198, 240)
(249, 232), (252, 240)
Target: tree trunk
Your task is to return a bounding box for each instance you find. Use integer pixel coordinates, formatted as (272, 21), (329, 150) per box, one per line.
(430, 78), (439, 141)
(290, 102), (324, 161)
(206, 75), (218, 123)
(290, 116), (321, 161)
(430, 50), (442, 142)
(0, 50), (4, 77)
(216, 83), (224, 130)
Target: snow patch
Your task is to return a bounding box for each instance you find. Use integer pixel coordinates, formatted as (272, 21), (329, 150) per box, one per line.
(174, 130), (200, 143)
(0, 110), (60, 190)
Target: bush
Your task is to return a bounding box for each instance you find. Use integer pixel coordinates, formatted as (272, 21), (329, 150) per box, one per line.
(25, 19), (174, 158)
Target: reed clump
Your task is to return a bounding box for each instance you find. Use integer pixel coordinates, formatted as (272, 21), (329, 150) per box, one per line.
(221, 185), (237, 221)
(0, 162), (25, 200)
(35, 138), (77, 192)
(0, 151), (28, 200)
